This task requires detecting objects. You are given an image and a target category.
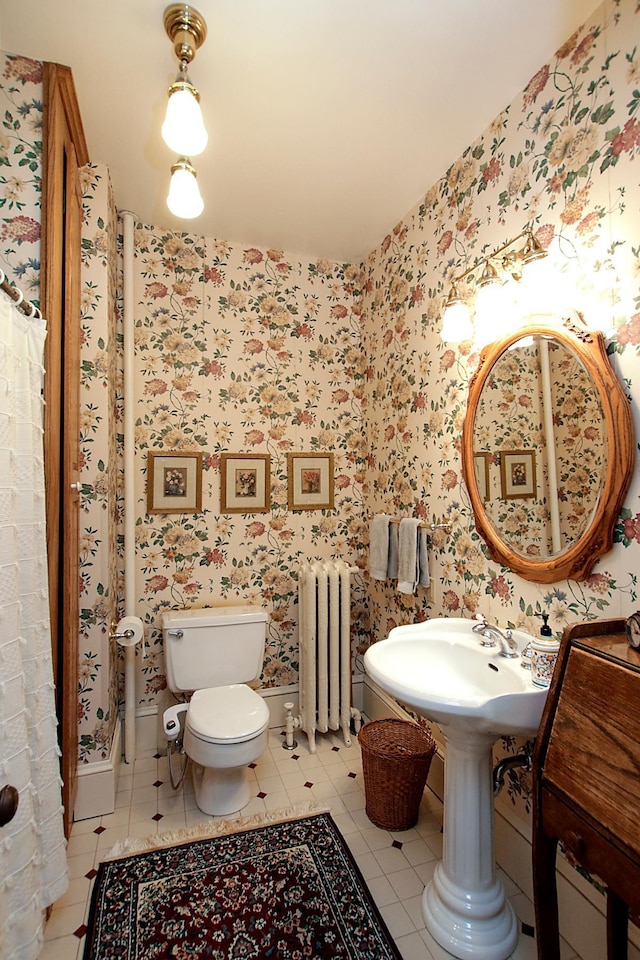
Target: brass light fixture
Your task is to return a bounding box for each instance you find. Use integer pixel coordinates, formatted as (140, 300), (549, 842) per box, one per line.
(440, 228), (549, 345)
(162, 3), (208, 218)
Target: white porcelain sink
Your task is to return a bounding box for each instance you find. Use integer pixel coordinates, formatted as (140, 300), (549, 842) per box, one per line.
(364, 617), (549, 960)
(363, 616), (546, 737)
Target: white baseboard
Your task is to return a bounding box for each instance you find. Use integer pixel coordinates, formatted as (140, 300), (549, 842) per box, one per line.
(362, 676), (640, 960)
(74, 720), (122, 821)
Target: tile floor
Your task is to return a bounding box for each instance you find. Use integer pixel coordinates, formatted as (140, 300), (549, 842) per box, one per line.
(41, 726), (583, 960)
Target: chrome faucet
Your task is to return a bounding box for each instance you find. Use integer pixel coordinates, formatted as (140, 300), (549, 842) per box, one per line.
(472, 617), (519, 658)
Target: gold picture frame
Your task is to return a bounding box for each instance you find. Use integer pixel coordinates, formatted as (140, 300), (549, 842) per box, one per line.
(220, 453), (270, 514)
(500, 449), (537, 500)
(147, 451), (203, 514)
(287, 452), (334, 511)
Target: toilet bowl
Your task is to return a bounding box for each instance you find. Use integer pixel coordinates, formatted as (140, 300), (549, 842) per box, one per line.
(184, 684), (269, 815)
(161, 606), (269, 816)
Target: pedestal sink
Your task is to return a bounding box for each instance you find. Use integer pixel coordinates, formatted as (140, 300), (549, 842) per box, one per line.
(364, 617), (548, 960)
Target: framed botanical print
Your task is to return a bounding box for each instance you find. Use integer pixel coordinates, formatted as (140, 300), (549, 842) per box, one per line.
(500, 449), (537, 500)
(287, 452), (334, 511)
(220, 453), (270, 513)
(147, 451), (203, 514)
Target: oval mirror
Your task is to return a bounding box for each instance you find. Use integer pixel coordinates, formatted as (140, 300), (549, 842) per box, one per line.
(462, 315), (635, 583)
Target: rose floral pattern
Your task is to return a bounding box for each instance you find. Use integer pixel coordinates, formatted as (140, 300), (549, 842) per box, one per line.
(130, 228), (367, 701)
(361, 0), (640, 817)
(0, 54), (42, 304)
(77, 164), (119, 761)
(3, 4), (640, 840)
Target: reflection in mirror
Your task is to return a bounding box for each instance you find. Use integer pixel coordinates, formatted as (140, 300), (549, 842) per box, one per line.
(473, 336), (606, 560)
(462, 316), (634, 583)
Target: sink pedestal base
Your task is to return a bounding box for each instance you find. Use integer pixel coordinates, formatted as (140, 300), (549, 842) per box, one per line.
(422, 729), (518, 960)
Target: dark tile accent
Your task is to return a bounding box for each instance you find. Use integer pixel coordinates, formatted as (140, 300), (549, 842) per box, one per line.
(85, 868), (98, 880)
(152, 813), (164, 822)
(257, 792), (267, 799)
(73, 925), (87, 939)
(348, 772), (357, 779)
(391, 840), (403, 850)
(522, 922), (535, 938)
(93, 825), (106, 835)
(304, 782), (314, 789)
(153, 780), (163, 788)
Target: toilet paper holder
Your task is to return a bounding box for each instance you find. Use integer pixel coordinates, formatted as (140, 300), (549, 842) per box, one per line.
(109, 616), (145, 650)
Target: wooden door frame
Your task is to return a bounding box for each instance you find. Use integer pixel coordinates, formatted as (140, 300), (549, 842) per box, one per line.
(41, 62), (88, 837)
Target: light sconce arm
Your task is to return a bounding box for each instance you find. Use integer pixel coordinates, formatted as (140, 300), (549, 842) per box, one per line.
(440, 227), (548, 345)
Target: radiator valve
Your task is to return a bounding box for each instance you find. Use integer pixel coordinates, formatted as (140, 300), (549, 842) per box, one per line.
(283, 702), (300, 750)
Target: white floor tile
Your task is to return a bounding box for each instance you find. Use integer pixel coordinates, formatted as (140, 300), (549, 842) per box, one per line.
(44, 726), (588, 960)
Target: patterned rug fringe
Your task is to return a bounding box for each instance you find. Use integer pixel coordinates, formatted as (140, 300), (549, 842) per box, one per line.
(104, 801), (330, 861)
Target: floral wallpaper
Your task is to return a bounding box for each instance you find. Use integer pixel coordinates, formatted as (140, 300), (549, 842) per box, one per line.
(3, 0), (640, 848)
(77, 163), (119, 761)
(0, 54), (42, 304)
(0, 57), (121, 765)
(549, 339), (606, 543)
(475, 340), (552, 556)
(361, 0), (640, 820)
(129, 229), (368, 704)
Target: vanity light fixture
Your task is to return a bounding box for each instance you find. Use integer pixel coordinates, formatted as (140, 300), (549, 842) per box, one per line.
(440, 228), (548, 345)
(162, 3), (208, 218)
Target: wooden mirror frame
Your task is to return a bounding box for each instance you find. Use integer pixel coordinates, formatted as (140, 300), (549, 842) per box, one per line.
(461, 315), (635, 583)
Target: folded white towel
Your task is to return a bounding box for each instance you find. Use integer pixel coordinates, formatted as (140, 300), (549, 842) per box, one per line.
(397, 518), (421, 593)
(387, 522), (399, 579)
(418, 526), (430, 588)
(369, 514), (390, 580)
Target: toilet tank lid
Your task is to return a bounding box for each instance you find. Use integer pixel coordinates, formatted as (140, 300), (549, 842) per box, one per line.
(161, 605), (268, 630)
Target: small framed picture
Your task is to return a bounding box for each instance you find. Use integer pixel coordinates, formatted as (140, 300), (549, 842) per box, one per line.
(287, 452), (334, 511)
(147, 451), (203, 514)
(220, 453), (270, 513)
(500, 449), (537, 500)
(473, 452), (491, 503)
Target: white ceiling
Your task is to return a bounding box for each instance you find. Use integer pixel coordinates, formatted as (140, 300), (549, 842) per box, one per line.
(0, 0), (601, 262)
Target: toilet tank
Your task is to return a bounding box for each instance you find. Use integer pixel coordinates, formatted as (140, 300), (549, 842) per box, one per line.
(162, 605), (268, 693)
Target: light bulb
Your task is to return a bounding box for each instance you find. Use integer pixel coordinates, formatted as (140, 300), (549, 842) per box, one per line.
(167, 159), (204, 219)
(162, 81), (208, 157)
(440, 300), (473, 342)
(474, 281), (514, 347)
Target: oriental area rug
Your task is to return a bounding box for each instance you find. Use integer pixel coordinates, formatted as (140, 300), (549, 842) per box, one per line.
(83, 810), (402, 959)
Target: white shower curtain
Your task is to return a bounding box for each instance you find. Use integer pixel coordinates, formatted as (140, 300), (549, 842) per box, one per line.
(0, 294), (68, 958)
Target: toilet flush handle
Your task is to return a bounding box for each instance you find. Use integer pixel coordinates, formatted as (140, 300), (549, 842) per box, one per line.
(167, 629), (184, 639)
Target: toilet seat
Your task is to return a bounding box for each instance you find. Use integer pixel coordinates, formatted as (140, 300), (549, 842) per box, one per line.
(187, 684), (269, 744)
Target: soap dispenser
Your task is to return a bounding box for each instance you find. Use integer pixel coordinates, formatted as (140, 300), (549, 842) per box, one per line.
(531, 613), (560, 688)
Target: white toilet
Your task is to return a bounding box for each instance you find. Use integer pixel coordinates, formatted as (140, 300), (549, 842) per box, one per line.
(161, 605), (270, 816)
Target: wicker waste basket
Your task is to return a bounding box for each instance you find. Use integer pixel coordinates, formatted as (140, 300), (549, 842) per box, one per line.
(359, 719), (436, 831)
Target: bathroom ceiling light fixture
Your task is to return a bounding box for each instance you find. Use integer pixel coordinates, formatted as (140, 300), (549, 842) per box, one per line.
(167, 157), (204, 219)
(440, 228), (548, 345)
(162, 3), (208, 157)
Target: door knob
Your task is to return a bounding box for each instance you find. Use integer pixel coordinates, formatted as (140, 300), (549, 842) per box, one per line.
(0, 784), (19, 826)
